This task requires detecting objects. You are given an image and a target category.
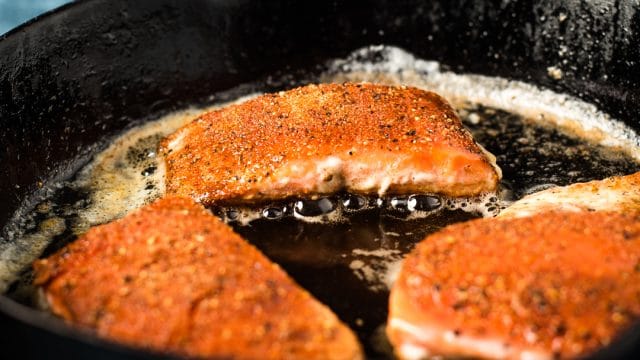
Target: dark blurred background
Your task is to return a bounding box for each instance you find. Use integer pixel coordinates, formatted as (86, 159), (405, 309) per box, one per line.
(0, 0), (71, 35)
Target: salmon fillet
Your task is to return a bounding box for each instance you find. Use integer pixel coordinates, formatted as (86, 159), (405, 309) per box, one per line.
(387, 211), (640, 359)
(160, 83), (500, 205)
(499, 171), (640, 218)
(33, 197), (362, 360)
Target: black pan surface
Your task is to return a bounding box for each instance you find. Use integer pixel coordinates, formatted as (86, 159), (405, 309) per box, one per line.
(1, 0), (640, 358)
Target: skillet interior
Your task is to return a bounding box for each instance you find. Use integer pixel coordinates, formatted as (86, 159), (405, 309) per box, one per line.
(1, 0), (640, 358)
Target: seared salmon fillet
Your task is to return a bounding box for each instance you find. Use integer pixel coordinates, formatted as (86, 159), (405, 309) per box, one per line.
(33, 197), (362, 360)
(388, 211), (640, 359)
(160, 83), (500, 205)
(499, 171), (640, 218)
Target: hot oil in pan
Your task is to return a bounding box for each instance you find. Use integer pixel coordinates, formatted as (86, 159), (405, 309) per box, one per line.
(223, 202), (479, 357)
(2, 46), (640, 359)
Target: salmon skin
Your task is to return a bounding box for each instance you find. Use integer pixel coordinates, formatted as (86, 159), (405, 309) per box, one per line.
(33, 197), (363, 360)
(388, 211), (640, 360)
(160, 83), (501, 205)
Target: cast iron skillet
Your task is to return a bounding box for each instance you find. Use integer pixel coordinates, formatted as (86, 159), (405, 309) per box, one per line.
(1, 0), (640, 358)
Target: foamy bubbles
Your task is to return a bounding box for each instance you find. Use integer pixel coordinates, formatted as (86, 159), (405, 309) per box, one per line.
(211, 190), (503, 227)
(71, 110), (197, 230)
(0, 217), (65, 292)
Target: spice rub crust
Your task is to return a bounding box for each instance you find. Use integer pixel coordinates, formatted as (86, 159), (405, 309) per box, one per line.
(388, 211), (640, 359)
(33, 197), (362, 360)
(160, 83), (500, 205)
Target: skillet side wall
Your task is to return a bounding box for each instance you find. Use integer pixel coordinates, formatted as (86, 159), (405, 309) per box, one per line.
(0, 0), (639, 359)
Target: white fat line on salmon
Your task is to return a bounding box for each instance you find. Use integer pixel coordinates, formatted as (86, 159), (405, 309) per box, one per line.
(389, 318), (551, 360)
